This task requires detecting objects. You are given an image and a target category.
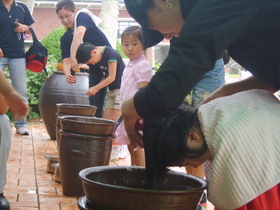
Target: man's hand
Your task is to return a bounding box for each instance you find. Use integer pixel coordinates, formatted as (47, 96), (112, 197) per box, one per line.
(14, 23), (29, 33)
(70, 57), (80, 72)
(5, 91), (29, 120)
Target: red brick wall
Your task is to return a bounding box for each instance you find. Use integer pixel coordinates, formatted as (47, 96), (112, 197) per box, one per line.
(32, 8), (63, 40)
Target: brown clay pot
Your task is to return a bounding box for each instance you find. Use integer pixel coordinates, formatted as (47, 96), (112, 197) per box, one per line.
(44, 155), (59, 174)
(56, 103), (97, 116)
(52, 162), (61, 183)
(59, 116), (118, 136)
(55, 104), (97, 151)
(56, 63), (64, 71)
(59, 130), (113, 197)
(55, 112), (67, 151)
(56, 112), (76, 151)
(79, 166), (208, 210)
(39, 71), (90, 140)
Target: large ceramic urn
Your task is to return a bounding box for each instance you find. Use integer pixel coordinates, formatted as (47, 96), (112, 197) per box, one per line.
(39, 71), (89, 140)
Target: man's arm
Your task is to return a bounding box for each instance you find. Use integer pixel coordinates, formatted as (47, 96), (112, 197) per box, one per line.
(86, 61), (116, 96)
(0, 92), (9, 114)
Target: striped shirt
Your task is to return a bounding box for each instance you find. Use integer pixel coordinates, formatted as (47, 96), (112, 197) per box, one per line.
(198, 89), (280, 210)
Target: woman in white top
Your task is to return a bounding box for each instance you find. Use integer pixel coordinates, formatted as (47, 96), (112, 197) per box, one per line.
(143, 89), (280, 210)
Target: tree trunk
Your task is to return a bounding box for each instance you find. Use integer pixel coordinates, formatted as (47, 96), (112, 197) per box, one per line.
(98, 0), (119, 49)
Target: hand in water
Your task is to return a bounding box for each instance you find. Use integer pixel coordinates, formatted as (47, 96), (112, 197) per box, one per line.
(130, 120), (145, 148)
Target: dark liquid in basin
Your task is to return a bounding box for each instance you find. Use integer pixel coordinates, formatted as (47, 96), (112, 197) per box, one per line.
(121, 183), (193, 191)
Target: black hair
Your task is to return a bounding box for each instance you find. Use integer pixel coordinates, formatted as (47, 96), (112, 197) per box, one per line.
(56, 0), (76, 14)
(76, 42), (96, 64)
(143, 105), (206, 189)
(121, 26), (142, 45)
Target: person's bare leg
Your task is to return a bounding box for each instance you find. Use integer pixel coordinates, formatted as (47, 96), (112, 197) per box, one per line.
(103, 108), (121, 121)
(128, 144), (145, 166)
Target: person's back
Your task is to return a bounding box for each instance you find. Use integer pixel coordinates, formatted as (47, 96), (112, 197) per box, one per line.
(142, 89), (280, 210)
(198, 89), (280, 209)
(97, 46), (125, 92)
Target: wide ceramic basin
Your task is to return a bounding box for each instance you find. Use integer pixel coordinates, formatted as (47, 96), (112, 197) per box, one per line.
(79, 166), (208, 210)
(56, 103), (97, 116)
(59, 116), (118, 136)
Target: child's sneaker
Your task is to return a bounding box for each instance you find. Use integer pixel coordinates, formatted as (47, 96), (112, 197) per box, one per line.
(119, 145), (127, 159)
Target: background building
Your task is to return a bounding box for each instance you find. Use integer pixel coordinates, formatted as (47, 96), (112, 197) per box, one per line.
(21, 0), (170, 65)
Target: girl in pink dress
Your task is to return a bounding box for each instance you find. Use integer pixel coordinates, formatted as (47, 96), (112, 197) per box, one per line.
(116, 26), (153, 166)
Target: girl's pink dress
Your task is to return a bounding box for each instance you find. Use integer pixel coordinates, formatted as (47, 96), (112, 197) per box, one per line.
(116, 54), (153, 145)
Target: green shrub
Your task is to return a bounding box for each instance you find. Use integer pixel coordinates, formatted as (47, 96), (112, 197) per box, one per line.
(116, 39), (127, 59)
(41, 27), (66, 62)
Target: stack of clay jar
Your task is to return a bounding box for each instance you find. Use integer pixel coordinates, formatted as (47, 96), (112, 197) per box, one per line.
(44, 104), (97, 184)
(56, 103), (98, 149)
(57, 106), (118, 197)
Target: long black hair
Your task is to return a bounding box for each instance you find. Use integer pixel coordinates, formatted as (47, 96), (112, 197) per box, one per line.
(143, 105), (205, 189)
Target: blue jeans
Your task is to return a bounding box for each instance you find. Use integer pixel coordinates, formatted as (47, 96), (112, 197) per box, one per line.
(0, 57), (28, 128)
(0, 114), (12, 192)
(192, 58), (225, 108)
(88, 65), (107, 118)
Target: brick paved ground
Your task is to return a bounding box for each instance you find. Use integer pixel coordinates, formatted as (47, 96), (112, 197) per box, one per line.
(5, 122), (214, 210)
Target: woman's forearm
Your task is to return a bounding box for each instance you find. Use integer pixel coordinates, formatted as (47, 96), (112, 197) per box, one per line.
(70, 26), (86, 60)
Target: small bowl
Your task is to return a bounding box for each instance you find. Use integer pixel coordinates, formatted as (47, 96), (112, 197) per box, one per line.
(79, 166), (208, 210)
(56, 103), (97, 116)
(44, 155), (59, 174)
(59, 116), (118, 136)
